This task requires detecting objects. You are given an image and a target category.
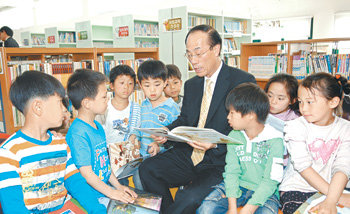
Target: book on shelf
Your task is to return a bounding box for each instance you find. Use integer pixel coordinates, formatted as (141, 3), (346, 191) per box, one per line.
(134, 23), (159, 37)
(107, 187), (161, 214)
(224, 20), (242, 33)
(135, 126), (243, 144)
(223, 39), (237, 53)
(188, 15), (216, 29)
(291, 54), (349, 80)
(224, 55), (240, 68)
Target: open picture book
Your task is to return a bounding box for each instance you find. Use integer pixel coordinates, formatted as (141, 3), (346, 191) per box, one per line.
(135, 126), (242, 144)
(114, 157), (144, 180)
(107, 187), (162, 214)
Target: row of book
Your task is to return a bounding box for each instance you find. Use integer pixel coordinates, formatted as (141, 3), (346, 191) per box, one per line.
(188, 15), (216, 29)
(31, 35), (46, 46)
(224, 20), (248, 34)
(134, 23), (159, 37)
(135, 41), (159, 48)
(224, 55), (240, 68)
(248, 55), (288, 78)
(292, 54), (350, 80)
(223, 39), (238, 53)
(58, 32), (76, 43)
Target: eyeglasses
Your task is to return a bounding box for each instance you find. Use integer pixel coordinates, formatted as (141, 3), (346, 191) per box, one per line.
(185, 47), (212, 60)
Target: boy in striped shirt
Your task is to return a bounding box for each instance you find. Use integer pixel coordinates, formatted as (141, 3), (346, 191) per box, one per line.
(0, 71), (106, 213)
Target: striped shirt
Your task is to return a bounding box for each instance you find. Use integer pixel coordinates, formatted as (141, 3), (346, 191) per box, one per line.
(139, 98), (180, 157)
(0, 130), (79, 213)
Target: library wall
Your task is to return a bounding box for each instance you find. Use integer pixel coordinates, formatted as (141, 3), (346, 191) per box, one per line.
(9, 0), (350, 45)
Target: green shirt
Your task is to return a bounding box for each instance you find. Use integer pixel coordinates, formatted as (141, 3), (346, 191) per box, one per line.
(223, 125), (284, 206)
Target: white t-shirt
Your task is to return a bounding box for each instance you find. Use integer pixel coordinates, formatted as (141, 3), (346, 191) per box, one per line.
(280, 116), (350, 192)
(104, 100), (131, 145)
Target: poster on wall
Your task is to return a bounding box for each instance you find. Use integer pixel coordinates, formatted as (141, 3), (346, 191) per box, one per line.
(162, 18), (182, 32)
(116, 26), (129, 38)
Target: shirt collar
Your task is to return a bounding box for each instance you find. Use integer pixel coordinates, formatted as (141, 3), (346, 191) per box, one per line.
(242, 124), (283, 143)
(143, 97), (175, 108)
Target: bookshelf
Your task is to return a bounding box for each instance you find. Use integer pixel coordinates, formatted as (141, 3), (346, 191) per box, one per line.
(20, 31), (46, 47)
(112, 15), (159, 60)
(222, 16), (252, 69)
(240, 38), (350, 89)
(158, 6), (252, 81)
(45, 27), (77, 48)
(75, 21), (113, 48)
(0, 47), (158, 134)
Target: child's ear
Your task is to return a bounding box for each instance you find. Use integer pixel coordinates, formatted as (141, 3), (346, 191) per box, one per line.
(32, 99), (43, 116)
(329, 96), (340, 109)
(81, 98), (91, 109)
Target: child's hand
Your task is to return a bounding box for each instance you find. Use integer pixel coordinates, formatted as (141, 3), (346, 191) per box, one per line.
(50, 130), (63, 138)
(239, 204), (258, 214)
(338, 193), (350, 207)
(118, 185), (138, 199)
(129, 135), (140, 149)
(309, 199), (337, 214)
(148, 142), (160, 156)
(110, 188), (136, 204)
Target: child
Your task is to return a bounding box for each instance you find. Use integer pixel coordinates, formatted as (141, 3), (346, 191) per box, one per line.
(265, 73), (300, 166)
(0, 71), (106, 213)
(197, 83), (284, 214)
(138, 60), (180, 157)
(97, 65), (141, 177)
(164, 64), (183, 108)
(265, 73), (299, 121)
(279, 72), (350, 214)
(66, 69), (137, 207)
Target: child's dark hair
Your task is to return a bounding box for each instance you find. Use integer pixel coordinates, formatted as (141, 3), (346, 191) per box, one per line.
(0, 26), (13, 37)
(67, 69), (107, 110)
(9, 70), (65, 113)
(226, 82), (270, 124)
(166, 64), (182, 80)
(137, 60), (167, 83)
(301, 72), (350, 115)
(265, 73), (299, 113)
(109, 64), (136, 84)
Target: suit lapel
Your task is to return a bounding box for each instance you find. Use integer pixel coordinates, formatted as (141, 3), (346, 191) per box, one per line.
(205, 63), (230, 125)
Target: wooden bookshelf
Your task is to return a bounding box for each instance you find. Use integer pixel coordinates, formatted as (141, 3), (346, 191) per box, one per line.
(240, 37), (350, 87)
(0, 47), (158, 134)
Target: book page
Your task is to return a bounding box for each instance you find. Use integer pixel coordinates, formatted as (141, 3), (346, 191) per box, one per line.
(107, 188), (162, 214)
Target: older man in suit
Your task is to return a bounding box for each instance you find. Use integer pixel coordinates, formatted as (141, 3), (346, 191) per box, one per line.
(139, 24), (256, 214)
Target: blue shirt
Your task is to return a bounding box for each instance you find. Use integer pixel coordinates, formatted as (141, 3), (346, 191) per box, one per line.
(66, 118), (112, 198)
(139, 98), (180, 157)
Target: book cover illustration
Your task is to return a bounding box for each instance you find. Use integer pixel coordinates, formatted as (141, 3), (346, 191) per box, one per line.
(49, 198), (87, 214)
(135, 126), (242, 144)
(107, 188), (161, 214)
(113, 157), (144, 179)
(295, 192), (350, 214)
